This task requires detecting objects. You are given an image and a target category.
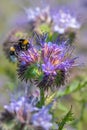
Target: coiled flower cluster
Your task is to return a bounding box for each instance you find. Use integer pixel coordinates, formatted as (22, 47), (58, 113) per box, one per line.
(17, 35), (77, 90)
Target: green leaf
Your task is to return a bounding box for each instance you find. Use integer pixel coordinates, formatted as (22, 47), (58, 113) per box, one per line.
(45, 80), (87, 108)
(57, 80), (87, 98)
(58, 107), (74, 130)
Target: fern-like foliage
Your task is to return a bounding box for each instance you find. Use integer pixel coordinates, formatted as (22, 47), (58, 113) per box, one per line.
(58, 107), (74, 130)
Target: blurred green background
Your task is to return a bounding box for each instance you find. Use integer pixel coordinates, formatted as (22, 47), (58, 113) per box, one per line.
(0, 0), (87, 130)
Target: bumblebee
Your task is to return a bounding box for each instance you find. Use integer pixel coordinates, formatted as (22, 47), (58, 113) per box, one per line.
(3, 28), (31, 62)
(13, 39), (30, 51)
(8, 39), (30, 62)
(10, 38), (30, 54)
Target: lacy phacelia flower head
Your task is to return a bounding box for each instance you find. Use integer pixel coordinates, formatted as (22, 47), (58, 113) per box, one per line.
(25, 6), (52, 34)
(17, 35), (77, 90)
(25, 6), (80, 34)
(31, 105), (53, 130)
(4, 95), (39, 123)
(1, 91), (53, 129)
(52, 9), (81, 34)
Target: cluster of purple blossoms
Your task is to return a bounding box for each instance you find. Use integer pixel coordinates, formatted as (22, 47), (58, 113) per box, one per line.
(17, 35), (77, 90)
(4, 95), (39, 123)
(25, 6), (80, 34)
(32, 106), (53, 130)
(0, 93), (53, 130)
(52, 9), (81, 34)
(25, 6), (52, 33)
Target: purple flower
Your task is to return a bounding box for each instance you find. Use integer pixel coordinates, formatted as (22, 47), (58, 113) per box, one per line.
(1, 84), (54, 129)
(18, 47), (39, 65)
(4, 95), (39, 123)
(42, 61), (57, 75)
(52, 9), (81, 34)
(25, 6), (52, 34)
(32, 106), (53, 130)
(25, 7), (50, 21)
(41, 42), (74, 75)
(37, 41), (77, 90)
(25, 6), (80, 34)
(17, 34), (77, 90)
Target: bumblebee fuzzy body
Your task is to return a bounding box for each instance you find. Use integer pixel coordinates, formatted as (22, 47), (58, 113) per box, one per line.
(8, 39), (30, 62)
(16, 39), (30, 51)
(3, 28), (31, 62)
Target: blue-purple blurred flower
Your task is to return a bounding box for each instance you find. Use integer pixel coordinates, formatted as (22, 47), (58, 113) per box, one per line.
(1, 88), (53, 129)
(25, 6), (80, 34)
(52, 9), (81, 34)
(32, 105), (53, 130)
(4, 95), (39, 123)
(25, 6), (52, 33)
